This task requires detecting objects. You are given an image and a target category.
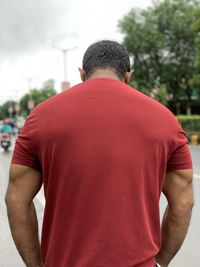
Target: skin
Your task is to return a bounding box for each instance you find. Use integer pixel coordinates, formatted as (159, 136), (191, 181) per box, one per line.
(156, 169), (194, 267)
(78, 67), (134, 84)
(5, 68), (193, 267)
(5, 165), (43, 267)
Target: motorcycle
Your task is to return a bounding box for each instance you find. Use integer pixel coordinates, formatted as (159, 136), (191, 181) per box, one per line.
(0, 133), (11, 151)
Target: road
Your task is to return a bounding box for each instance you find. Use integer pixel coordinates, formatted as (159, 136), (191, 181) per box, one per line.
(0, 144), (200, 266)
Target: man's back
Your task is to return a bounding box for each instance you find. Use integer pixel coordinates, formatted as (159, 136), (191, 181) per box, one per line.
(12, 78), (191, 267)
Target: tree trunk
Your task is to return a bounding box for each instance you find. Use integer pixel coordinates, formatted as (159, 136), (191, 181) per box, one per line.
(175, 102), (181, 115)
(186, 105), (191, 116)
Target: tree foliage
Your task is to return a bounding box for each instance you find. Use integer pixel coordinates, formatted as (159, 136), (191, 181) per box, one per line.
(119, 0), (200, 113)
(19, 79), (57, 116)
(191, 7), (200, 90)
(0, 79), (57, 119)
(0, 100), (17, 120)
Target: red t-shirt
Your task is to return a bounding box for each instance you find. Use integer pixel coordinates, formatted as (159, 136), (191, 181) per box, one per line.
(12, 78), (192, 267)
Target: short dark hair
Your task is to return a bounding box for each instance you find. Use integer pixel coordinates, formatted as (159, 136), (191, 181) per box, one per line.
(82, 40), (130, 80)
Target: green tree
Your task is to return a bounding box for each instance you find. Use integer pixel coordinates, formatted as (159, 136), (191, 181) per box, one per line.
(20, 79), (57, 116)
(0, 100), (17, 120)
(191, 8), (200, 96)
(119, 0), (200, 114)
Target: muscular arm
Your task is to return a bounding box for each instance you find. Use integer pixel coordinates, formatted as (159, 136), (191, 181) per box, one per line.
(156, 169), (194, 267)
(5, 164), (43, 267)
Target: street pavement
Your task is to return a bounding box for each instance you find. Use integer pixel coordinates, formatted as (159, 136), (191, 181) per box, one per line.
(0, 143), (199, 266)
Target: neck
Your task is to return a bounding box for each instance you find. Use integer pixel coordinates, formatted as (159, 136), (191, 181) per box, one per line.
(87, 69), (123, 81)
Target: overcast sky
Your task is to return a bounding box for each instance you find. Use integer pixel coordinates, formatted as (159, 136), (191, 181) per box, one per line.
(0, 0), (152, 104)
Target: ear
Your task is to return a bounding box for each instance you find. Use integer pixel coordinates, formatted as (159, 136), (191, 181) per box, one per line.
(125, 69), (134, 84)
(78, 68), (86, 82)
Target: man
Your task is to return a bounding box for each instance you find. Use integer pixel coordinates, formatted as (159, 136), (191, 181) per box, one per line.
(5, 40), (194, 267)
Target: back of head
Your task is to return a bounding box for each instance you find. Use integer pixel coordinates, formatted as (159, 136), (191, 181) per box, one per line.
(82, 40), (130, 80)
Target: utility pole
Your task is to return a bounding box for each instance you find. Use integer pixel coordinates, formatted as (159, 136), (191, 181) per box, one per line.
(63, 49), (67, 82)
(52, 46), (78, 82)
(13, 89), (20, 118)
(23, 77), (35, 111)
(23, 77), (34, 99)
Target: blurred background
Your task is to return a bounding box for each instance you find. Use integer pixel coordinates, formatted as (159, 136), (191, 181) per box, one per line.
(0, 0), (200, 266)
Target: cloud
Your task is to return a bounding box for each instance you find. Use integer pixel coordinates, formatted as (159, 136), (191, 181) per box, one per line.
(0, 0), (73, 57)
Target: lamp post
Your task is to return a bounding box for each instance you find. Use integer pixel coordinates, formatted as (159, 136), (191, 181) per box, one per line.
(13, 89), (21, 121)
(52, 46), (77, 90)
(23, 77), (35, 112)
(8, 105), (13, 119)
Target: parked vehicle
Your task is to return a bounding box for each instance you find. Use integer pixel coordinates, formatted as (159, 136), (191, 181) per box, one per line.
(0, 133), (11, 151)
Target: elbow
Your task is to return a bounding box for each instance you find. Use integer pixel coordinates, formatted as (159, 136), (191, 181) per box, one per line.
(177, 196), (194, 214)
(186, 198), (194, 211)
(184, 191), (194, 211)
(169, 194), (194, 217)
(5, 190), (9, 206)
(5, 189), (21, 210)
(5, 188), (32, 211)
(5, 190), (14, 209)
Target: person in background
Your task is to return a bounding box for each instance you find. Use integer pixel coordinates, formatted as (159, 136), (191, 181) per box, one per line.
(5, 40), (194, 267)
(1, 119), (13, 135)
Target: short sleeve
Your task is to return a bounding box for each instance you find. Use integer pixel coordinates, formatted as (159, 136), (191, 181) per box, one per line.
(167, 128), (192, 172)
(12, 118), (41, 172)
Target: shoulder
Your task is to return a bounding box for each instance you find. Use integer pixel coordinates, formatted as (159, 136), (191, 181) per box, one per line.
(30, 83), (83, 115)
(128, 84), (177, 119)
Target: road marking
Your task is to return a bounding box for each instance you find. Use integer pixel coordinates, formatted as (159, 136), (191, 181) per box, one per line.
(194, 174), (200, 180)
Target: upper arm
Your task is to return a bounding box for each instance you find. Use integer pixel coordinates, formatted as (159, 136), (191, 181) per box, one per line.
(164, 122), (194, 209)
(5, 164), (42, 205)
(6, 114), (42, 205)
(162, 169), (194, 210)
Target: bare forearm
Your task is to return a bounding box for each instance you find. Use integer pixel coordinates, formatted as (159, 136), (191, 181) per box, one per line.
(156, 204), (193, 266)
(6, 201), (43, 267)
